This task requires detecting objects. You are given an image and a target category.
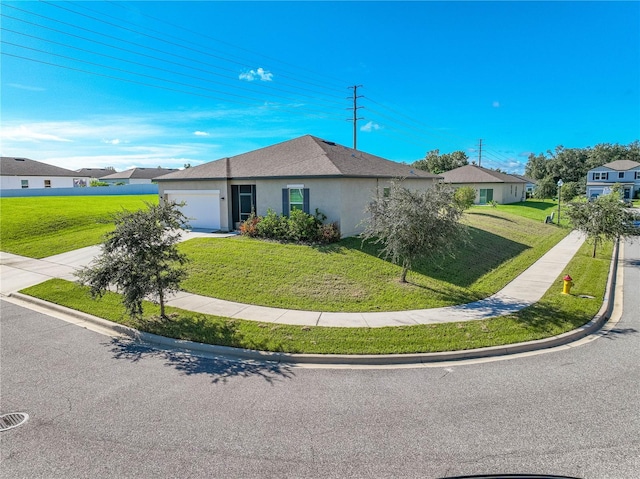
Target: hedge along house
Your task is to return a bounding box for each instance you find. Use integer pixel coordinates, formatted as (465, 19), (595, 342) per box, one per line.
(439, 164), (527, 204)
(154, 135), (442, 237)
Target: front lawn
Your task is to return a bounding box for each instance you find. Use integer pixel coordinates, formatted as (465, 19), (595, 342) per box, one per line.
(20, 240), (612, 355)
(179, 209), (568, 311)
(0, 195), (158, 258)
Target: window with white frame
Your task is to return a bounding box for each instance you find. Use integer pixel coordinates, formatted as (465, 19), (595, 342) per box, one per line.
(21, 180), (28, 189)
(44, 180), (52, 188)
(593, 172), (609, 180)
(635, 171), (640, 180)
(618, 172), (625, 179)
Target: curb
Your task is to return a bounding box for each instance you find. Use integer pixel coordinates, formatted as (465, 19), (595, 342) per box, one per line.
(7, 241), (620, 366)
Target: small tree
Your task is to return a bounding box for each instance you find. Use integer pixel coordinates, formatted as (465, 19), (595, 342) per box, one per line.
(566, 191), (639, 257)
(361, 180), (468, 283)
(76, 201), (189, 319)
(454, 186), (476, 210)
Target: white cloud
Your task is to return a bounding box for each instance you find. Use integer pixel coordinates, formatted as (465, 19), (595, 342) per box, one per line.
(360, 121), (381, 132)
(239, 67), (274, 82)
(102, 138), (121, 145)
(0, 125), (72, 142)
(193, 131), (210, 136)
(492, 101), (500, 108)
(8, 83), (46, 92)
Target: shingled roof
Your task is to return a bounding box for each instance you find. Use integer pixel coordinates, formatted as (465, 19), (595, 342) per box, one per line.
(1, 157), (83, 177)
(440, 165), (526, 184)
(102, 167), (179, 180)
(599, 160), (640, 171)
(155, 135), (441, 181)
(76, 168), (115, 178)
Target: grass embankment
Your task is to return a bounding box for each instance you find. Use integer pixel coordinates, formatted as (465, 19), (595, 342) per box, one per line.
(0, 195), (158, 258)
(180, 208), (567, 312)
(21, 240), (613, 355)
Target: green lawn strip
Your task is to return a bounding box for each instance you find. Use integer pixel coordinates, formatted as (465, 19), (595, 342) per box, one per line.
(19, 240), (611, 355)
(477, 199), (558, 222)
(0, 195), (158, 258)
(179, 209), (568, 312)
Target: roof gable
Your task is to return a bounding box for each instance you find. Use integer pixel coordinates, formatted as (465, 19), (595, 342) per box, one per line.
(0, 157), (84, 177)
(440, 165), (526, 184)
(156, 135), (441, 181)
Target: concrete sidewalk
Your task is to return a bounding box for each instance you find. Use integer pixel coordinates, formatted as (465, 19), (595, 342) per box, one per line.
(0, 230), (585, 327)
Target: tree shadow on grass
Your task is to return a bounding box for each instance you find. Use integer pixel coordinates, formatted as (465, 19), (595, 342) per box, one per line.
(466, 211), (517, 223)
(337, 228), (529, 288)
(410, 227), (530, 288)
(106, 337), (295, 385)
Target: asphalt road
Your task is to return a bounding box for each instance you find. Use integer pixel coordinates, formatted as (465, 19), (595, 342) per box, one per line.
(1, 240), (639, 479)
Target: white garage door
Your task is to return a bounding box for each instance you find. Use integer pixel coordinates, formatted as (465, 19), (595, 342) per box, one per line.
(165, 190), (221, 231)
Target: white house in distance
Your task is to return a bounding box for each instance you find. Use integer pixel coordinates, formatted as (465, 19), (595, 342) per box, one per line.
(76, 168), (116, 182)
(100, 167), (179, 185)
(586, 160), (640, 201)
(154, 135), (442, 236)
(439, 164), (527, 204)
(0, 156), (90, 189)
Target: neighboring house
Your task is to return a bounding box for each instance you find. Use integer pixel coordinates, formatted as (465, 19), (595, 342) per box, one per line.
(440, 165), (527, 204)
(154, 135), (442, 236)
(101, 167), (179, 185)
(511, 174), (537, 198)
(76, 168), (116, 181)
(0, 156), (90, 189)
(586, 160), (640, 201)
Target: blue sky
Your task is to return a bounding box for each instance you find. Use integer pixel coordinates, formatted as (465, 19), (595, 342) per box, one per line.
(2, 1), (638, 173)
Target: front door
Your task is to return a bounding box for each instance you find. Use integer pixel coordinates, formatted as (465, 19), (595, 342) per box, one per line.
(231, 185), (256, 228)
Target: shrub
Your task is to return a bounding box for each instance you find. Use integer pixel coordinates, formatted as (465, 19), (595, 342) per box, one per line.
(318, 222), (341, 243)
(288, 208), (320, 241)
(239, 213), (260, 237)
(255, 209), (288, 239)
(454, 186), (476, 210)
(240, 208), (340, 244)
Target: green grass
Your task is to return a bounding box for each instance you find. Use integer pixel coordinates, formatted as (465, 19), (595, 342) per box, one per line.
(0, 195), (158, 258)
(179, 209), (568, 312)
(20, 240), (613, 355)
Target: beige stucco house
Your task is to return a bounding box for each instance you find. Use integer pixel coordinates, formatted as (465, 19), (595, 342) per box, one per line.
(440, 165), (527, 204)
(154, 135), (441, 237)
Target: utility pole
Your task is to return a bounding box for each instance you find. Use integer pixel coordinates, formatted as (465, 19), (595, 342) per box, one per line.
(478, 139), (483, 167)
(347, 85), (364, 150)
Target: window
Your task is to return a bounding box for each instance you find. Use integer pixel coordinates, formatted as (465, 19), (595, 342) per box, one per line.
(635, 171), (640, 180)
(593, 172), (609, 181)
(44, 180), (52, 188)
(282, 186), (309, 215)
(618, 172), (625, 179)
(21, 180), (28, 189)
(289, 188), (304, 212)
(479, 188), (493, 204)
(383, 187), (390, 197)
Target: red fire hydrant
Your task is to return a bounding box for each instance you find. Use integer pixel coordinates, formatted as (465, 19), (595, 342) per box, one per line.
(562, 274), (573, 295)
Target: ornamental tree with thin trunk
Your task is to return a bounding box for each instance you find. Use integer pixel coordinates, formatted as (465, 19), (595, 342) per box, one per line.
(76, 201), (189, 319)
(361, 180), (468, 283)
(567, 187), (639, 258)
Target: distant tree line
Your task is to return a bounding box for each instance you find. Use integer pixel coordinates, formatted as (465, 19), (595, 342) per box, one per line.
(525, 141), (640, 200)
(411, 149), (469, 175)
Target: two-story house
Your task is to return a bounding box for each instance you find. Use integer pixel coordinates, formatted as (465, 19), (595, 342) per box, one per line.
(586, 160), (640, 201)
